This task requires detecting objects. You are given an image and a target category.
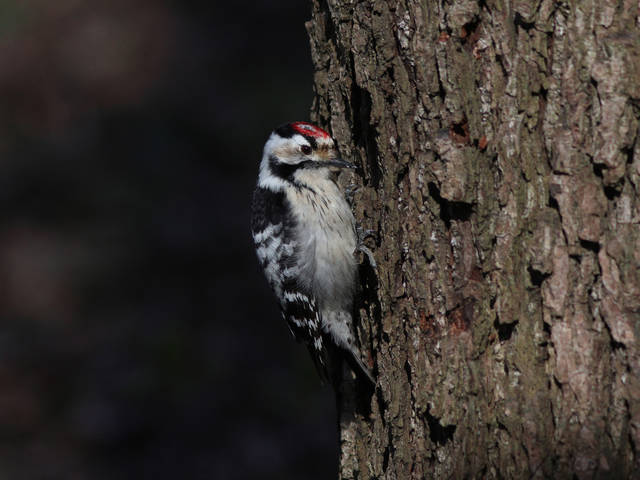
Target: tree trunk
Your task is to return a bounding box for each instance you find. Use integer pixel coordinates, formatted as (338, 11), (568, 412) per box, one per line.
(306, 0), (640, 478)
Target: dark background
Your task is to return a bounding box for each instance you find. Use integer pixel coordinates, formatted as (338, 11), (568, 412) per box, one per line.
(0, 1), (337, 478)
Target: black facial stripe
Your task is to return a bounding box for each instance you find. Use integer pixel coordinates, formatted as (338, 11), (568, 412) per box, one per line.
(269, 154), (297, 180)
(269, 155), (313, 180)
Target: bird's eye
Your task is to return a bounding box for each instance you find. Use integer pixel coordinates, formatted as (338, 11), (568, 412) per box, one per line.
(301, 145), (312, 155)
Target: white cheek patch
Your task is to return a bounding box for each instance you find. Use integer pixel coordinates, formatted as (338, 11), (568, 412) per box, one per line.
(265, 134), (311, 165)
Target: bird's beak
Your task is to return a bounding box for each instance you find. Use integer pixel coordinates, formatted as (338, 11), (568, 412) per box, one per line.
(325, 158), (357, 169)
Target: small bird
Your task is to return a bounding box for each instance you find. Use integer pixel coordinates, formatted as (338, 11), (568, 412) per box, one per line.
(251, 121), (375, 386)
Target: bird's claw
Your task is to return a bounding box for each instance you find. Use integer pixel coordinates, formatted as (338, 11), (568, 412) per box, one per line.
(358, 244), (377, 269)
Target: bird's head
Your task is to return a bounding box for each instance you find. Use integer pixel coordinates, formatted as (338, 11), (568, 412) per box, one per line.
(258, 121), (355, 190)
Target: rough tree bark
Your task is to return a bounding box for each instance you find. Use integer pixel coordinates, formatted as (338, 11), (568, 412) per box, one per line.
(306, 0), (640, 478)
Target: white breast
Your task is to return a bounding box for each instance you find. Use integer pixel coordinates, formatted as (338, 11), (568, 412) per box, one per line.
(286, 177), (357, 311)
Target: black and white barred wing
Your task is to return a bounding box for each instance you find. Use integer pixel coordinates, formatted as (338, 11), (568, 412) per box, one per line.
(251, 187), (330, 381)
(278, 276), (330, 381)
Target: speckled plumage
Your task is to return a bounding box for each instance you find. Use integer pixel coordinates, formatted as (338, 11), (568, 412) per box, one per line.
(251, 122), (374, 386)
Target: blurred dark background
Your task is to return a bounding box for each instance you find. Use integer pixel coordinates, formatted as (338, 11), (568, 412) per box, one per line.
(0, 1), (338, 478)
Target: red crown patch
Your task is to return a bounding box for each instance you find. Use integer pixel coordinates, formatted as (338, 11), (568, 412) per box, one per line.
(291, 122), (331, 139)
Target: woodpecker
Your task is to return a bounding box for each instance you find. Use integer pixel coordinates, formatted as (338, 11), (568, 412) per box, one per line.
(251, 121), (375, 386)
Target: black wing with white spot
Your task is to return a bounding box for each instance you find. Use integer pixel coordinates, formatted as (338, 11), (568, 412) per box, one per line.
(278, 277), (329, 381)
(251, 186), (330, 381)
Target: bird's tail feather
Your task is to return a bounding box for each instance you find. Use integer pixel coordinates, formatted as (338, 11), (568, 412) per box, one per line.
(344, 347), (376, 387)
